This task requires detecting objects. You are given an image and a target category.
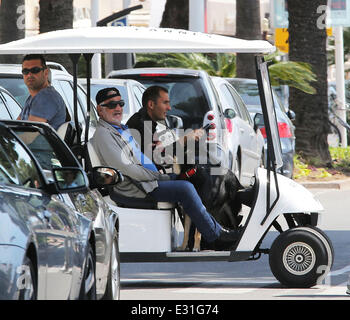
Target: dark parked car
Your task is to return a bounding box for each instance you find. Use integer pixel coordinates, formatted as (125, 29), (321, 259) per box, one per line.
(0, 121), (94, 300)
(227, 78), (296, 179)
(0, 120), (122, 300)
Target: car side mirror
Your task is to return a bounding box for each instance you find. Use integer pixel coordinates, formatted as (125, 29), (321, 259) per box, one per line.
(51, 167), (89, 193)
(287, 109), (296, 121)
(253, 113), (264, 131)
(92, 166), (123, 188)
(223, 108), (236, 119)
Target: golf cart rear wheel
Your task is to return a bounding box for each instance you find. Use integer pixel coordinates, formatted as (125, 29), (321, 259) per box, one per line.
(269, 227), (332, 288)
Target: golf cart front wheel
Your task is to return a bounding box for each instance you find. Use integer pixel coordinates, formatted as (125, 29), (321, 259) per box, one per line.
(269, 227), (333, 288)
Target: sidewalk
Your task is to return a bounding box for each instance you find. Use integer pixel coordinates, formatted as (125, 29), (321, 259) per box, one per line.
(300, 178), (350, 190)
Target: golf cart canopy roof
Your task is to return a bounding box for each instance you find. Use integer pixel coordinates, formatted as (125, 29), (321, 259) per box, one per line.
(0, 26), (275, 55)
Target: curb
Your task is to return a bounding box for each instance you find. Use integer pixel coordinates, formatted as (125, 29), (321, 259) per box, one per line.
(299, 179), (350, 190)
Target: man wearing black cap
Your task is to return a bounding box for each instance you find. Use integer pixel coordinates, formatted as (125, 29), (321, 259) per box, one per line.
(91, 87), (240, 249)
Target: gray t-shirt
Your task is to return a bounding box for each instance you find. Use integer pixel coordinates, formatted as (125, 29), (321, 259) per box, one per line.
(20, 86), (66, 130)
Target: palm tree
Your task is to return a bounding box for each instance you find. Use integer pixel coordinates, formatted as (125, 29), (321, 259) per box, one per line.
(160, 0), (188, 29)
(0, 0), (25, 63)
(235, 0), (261, 79)
(135, 52), (316, 94)
(39, 0), (73, 73)
(135, 53), (236, 77)
(288, 0), (331, 166)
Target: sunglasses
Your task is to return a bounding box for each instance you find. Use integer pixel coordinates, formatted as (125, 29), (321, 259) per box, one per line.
(100, 100), (125, 109)
(22, 67), (45, 75)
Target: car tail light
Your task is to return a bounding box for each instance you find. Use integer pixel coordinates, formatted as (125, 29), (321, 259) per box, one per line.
(225, 118), (233, 133)
(259, 122), (292, 138)
(207, 114), (214, 121)
(207, 132), (216, 140)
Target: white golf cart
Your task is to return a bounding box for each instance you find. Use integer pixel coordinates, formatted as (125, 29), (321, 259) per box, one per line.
(0, 26), (333, 288)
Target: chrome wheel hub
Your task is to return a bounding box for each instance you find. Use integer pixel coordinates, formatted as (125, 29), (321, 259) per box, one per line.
(283, 242), (316, 275)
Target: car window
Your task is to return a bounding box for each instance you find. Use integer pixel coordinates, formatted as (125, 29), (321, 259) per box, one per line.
(0, 145), (18, 185)
(77, 85), (98, 128)
(0, 128), (42, 188)
(1, 91), (22, 119)
(227, 85), (253, 125)
(139, 78), (211, 129)
(0, 95), (12, 120)
(57, 80), (85, 124)
(0, 77), (29, 107)
(11, 127), (81, 182)
(218, 84), (241, 116)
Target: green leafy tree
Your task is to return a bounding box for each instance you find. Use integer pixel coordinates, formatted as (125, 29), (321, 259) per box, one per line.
(135, 52), (316, 94)
(327, 27), (350, 66)
(135, 53), (236, 77)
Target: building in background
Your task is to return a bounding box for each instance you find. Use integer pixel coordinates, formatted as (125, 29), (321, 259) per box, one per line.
(24, 0), (271, 37)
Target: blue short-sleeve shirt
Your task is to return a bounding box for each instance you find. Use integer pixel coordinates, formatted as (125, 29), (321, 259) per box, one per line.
(20, 86), (67, 130)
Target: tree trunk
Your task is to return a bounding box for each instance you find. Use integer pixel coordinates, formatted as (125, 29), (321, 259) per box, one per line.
(39, 0), (73, 73)
(0, 0), (25, 63)
(288, 0), (331, 166)
(160, 0), (189, 29)
(235, 0), (261, 79)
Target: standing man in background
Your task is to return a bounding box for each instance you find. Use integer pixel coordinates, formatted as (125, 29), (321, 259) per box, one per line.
(18, 54), (66, 130)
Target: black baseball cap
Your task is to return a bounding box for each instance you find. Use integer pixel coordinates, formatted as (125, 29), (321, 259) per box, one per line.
(96, 87), (121, 105)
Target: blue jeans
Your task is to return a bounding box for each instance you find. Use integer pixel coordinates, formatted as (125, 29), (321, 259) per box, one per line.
(149, 180), (223, 242)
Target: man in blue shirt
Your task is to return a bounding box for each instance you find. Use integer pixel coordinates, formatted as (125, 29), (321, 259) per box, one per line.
(92, 87), (240, 250)
(17, 54), (66, 130)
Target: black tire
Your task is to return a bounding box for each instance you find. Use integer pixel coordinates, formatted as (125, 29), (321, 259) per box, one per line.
(102, 229), (121, 300)
(18, 255), (37, 300)
(306, 226), (334, 267)
(79, 242), (97, 300)
(269, 227), (333, 288)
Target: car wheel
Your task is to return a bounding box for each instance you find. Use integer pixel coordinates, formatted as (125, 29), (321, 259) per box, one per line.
(18, 255), (37, 300)
(103, 229), (121, 300)
(79, 242), (97, 300)
(269, 227), (333, 288)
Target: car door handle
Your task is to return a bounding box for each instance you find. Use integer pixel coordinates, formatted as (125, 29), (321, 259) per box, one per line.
(239, 128), (245, 133)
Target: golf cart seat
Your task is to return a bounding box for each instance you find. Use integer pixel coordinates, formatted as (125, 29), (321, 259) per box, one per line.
(87, 139), (175, 210)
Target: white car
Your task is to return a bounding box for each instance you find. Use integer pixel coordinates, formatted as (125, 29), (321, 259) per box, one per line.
(78, 78), (146, 122)
(211, 76), (264, 187)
